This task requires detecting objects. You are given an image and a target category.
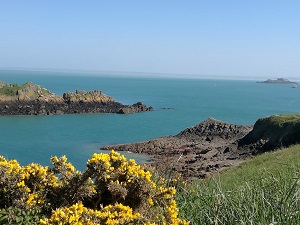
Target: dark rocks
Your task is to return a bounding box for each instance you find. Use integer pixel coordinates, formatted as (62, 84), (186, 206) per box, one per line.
(101, 118), (253, 179)
(117, 102), (154, 114)
(102, 115), (300, 180)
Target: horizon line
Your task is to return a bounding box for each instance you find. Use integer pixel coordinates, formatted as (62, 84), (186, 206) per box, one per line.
(0, 67), (299, 81)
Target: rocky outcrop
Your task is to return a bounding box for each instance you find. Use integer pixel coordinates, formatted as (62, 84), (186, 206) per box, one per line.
(101, 118), (253, 179)
(118, 102), (154, 114)
(0, 82), (62, 102)
(102, 115), (300, 179)
(0, 81), (153, 116)
(63, 90), (114, 103)
(238, 115), (300, 152)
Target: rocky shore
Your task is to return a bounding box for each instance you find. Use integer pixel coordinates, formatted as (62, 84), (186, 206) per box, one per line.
(0, 81), (153, 116)
(101, 115), (300, 179)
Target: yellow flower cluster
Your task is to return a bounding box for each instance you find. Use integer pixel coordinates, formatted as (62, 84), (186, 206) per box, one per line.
(0, 156), (22, 175)
(158, 186), (177, 199)
(87, 150), (155, 188)
(0, 151), (189, 225)
(40, 202), (141, 225)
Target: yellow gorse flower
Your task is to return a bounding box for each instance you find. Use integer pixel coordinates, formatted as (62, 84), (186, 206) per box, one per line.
(0, 151), (189, 225)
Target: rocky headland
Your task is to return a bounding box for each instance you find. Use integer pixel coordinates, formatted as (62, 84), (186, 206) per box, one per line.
(0, 81), (153, 116)
(101, 114), (300, 179)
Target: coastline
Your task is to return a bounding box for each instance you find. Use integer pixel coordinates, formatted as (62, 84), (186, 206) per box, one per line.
(101, 118), (254, 179)
(101, 115), (300, 179)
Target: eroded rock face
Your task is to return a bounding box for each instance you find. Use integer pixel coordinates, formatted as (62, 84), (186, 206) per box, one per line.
(0, 81), (153, 116)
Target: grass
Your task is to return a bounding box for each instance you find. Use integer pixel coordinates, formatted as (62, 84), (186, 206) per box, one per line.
(263, 114), (300, 126)
(176, 144), (300, 224)
(0, 82), (51, 97)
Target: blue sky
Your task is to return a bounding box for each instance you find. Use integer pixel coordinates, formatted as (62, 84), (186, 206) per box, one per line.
(0, 1), (300, 78)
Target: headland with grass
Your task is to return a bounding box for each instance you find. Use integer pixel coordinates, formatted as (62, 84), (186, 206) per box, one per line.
(0, 80), (153, 115)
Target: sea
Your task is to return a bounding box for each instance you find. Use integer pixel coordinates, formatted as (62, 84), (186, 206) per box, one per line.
(0, 70), (299, 171)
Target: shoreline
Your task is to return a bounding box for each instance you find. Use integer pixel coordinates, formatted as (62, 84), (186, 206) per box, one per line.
(101, 115), (300, 179)
(101, 118), (254, 179)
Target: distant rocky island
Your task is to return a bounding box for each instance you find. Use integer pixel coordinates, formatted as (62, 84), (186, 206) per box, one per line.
(0, 81), (153, 116)
(257, 78), (298, 84)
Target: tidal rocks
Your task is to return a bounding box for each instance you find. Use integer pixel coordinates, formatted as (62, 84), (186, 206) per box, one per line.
(0, 81), (153, 116)
(102, 115), (300, 179)
(101, 118), (253, 179)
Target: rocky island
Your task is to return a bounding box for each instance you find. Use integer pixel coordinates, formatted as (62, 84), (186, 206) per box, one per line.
(0, 81), (153, 116)
(101, 114), (300, 179)
(257, 78), (298, 84)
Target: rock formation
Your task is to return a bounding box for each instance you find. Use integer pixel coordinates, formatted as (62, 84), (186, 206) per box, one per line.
(101, 118), (253, 179)
(101, 115), (300, 179)
(238, 114), (300, 152)
(0, 81), (153, 116)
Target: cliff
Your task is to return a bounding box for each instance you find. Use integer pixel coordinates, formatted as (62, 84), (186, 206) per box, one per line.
(0, 81), (153, 116)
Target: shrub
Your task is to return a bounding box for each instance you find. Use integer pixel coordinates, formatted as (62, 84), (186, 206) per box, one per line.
(0, 151), (189, 225)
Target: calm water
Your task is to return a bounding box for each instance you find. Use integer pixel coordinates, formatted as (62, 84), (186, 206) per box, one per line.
(0, 70), (299, 170)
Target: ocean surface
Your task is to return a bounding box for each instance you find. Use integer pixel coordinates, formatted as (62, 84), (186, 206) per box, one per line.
(0, 70), (300, 171)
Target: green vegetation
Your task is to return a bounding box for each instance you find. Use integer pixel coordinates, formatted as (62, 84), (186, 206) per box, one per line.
(0, 83), (22, 96)
(0, 82), (51, 97)
(176, 144), (300, 224)
(1, 113), (300, 224)
(0, 150), (188, 225)
(263, 114), (300, 125)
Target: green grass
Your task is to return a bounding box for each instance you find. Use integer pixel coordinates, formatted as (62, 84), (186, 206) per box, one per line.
(263, 114), (300, 126)
(0, 82), (51, 97)
(176, 145), (300, 224)
(0, 83), (21, 96)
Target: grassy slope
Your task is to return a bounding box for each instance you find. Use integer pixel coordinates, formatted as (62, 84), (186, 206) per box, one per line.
(176, 144), (300, 224)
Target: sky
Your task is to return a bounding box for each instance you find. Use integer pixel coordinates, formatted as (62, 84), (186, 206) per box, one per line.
(0, 1), (300, 79)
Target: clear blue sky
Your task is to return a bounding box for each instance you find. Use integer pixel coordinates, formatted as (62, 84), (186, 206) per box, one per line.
(1, 1), (300, 78)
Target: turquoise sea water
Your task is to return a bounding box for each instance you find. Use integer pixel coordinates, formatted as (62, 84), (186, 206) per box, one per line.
(0, 70), (300, 170)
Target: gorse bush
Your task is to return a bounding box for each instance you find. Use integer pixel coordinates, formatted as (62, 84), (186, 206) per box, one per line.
(0, 150), (189, 225)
